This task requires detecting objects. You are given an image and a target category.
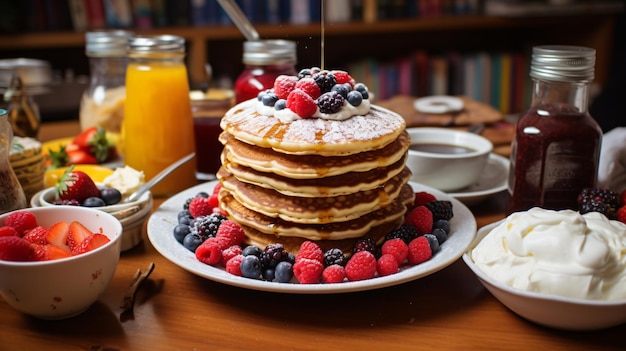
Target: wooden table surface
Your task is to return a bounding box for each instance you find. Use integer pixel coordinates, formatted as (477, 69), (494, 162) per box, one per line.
(2, 121), (624, 351)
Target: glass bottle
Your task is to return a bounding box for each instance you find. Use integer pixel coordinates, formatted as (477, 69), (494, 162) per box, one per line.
(0, 109), (27, 214)
(80, 30), (132, 134)
(508, 45), (602, 213)
(122, 35), (197, 197)
(234, 39), (297, 103)
(3, 74), (40, 138)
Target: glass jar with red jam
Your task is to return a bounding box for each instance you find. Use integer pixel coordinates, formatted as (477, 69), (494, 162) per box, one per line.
(234, 40), (297, 103)
(508, 45), (603, 213)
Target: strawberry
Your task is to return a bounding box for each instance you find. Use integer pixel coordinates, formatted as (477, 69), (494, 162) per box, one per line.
(404, 205), (434, 235)
(23, 226), (49, 245)
(67, 221), (94, 254)
(0, 236), (36, 261)
(0, 226), (18, 237)
(4, 210), (38, 236)
(617, 205), (626, 224)
(55, 165), (100, 203)
(286, 88), (318, 118)
(273, 75), (298, 100)
(33, 243), (72, 261)
(65, 144), (99, 165)
(75, 233), (110, 254)
(72, 126), (111, 163)
(46, 221), (71, 253)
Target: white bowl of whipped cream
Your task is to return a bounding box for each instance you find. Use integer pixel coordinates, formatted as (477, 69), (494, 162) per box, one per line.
(463, 207), (626, 331)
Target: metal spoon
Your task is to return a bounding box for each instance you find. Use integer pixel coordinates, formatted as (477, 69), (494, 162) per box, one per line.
(125, 152), (195, 203)
(216, 0), (260, 41)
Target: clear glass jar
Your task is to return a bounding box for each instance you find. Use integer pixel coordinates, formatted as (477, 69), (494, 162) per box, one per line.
(0, 108), (27, 214)
(234, 40), (297, 103)
(122, 35), (197, 197)
(3, 75), (40, 138)
(79, 30), (132, 134)
(508, 45), (603, 213)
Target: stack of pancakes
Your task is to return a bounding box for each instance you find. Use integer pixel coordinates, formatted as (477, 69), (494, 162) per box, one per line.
(217, 99), (413, 254)
(10, 136), (45, 201)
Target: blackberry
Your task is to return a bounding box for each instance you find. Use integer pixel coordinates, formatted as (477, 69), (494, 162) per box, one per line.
(578, 188), (620, 218)
(323, 248), (346, 267)
(260, 243), (290, 269)
(316, 91), (345, 114)
(385, 224), (418, 245)
(313, 71), (337, 93)
(54, 199), (80, 206)
(580, 199), (611, 217)
(425, 200), (454, 221)
(298, 67), (320, 79)
(190, 213), (227, 240)
(353, 237), (377, 255)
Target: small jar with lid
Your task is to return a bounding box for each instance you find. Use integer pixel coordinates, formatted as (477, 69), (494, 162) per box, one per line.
(508, 45), (603, 213)
(234, 39), (297, 103)
(79, 30), (132, 134)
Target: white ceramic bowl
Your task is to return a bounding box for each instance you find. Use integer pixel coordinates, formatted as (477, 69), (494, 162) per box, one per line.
(463, 221), (626, 331)
(35, 185), (151, 214)
(406, 127), (493, 192)
(0, 207), (122, 319)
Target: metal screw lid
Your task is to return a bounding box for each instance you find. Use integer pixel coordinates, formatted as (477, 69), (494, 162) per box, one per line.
(86, 30), (133, 57)
(243, 40), (296, 65)
(530, 45), (596, 83)
(128, 35), (185, 55)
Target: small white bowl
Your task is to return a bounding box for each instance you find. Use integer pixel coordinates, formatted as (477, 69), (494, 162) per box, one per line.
(0, 207), (122, 319)
(406, 127), (493, 192)
(463, 221), (626, 331)
(35, 185), (151, 214)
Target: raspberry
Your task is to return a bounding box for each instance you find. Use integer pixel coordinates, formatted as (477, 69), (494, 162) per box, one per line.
(0, 226), (18, 237)
(0, 236), (36, 261)
(222, 245), (243, 265)
(413, 191), (437, 207)
(381, 238), (408, 264)
(404, 205), (433, 235)
(321, 264), (346, 283)
(293, 258), (323, 284)
(188, 197), (214, 218)
(4, 211), (38, 236)
(225, 254), (244, 276)
(345, 250), (377, 281)
(215, 220), (245, 249)
(273, 75), (298, 99)
(331, 70), (354, 87)
(425, 200), (454, 221)
(617, 205), (626, 224)
(212, 182), (222, 196)
(208, 194), (219, 209)
(286, 88), (318, 118)
(407, 236), (433, 265)
(316, 91), (345, 114)
(195, 237), (223, 265)
(295, 77), (321, 99)
(296, 240), (323, 263)
(377, 254), (399, 277)
(22, 226), (49, 245)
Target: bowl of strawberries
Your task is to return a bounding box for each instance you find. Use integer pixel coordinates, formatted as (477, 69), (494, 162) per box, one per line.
(0, 206), (122, 319)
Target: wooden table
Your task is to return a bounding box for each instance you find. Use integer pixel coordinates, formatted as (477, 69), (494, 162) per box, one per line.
(2, 122), (624, 351)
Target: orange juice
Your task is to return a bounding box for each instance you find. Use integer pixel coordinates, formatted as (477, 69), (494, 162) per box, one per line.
(121, 35), (197, 197)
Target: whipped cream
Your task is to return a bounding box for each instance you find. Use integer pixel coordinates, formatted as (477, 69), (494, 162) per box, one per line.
(256, 99), (371, 123)
(471, 207), (626, 301)
(103, 165), (145, 197)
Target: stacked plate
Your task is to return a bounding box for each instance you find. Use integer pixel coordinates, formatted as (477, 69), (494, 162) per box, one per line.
(10, 136), (45, 201)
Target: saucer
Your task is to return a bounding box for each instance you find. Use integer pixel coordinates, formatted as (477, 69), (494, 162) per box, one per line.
(447, 153), (509, 206)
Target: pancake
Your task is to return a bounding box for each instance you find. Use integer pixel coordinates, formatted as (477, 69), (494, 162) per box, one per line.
(219, 130), (409, 179)
(219, 153), (408, 197)
(220, 99), (406, 156)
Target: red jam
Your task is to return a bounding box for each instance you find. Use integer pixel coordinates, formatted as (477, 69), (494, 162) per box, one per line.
(234, 64), (297, 103)
(508, 103), (602, 212)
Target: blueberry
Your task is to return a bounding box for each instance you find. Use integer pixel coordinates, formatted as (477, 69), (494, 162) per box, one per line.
(240, 255), (262, 279)
(274, 261), (293, 283)
(195, 191), (209, 198)
(83, 197), (106, 207)
(346, 90), (363, 106)
(182, 233), (204, 252)
(100, 187), (122, 205)
(354, 83), (369, 99)
(261, 92), (279, 107)
(173, 224), (191, 243)
(262, 268), (275, 281)
(178, 211), (194, 225)
(423, 233), (440, 253)
(431, 228), (448, 245)
(274, 99), (287, 110)
(242, 245), (262, 257)
(331, 83), (349, 98)
(433, 219), (451, 234)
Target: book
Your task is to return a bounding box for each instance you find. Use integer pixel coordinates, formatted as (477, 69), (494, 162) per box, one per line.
(130, 0), (152, 28)
(84, 0), (106, 29)
(325, 0), (351, 23)
(103, 0), (133, 28)
(68, 0), (88, 31)
(499, 53), (512, 115)
(150, 0), (167, 27)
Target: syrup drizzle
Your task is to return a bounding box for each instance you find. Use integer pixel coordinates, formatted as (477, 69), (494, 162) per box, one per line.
(320, 0), (325, 70)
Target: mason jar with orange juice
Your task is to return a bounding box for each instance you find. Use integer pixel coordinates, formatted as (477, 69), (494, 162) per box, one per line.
(121, 35), (197, 197)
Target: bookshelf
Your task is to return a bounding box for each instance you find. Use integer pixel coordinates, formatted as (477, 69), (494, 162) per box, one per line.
(0, 12), (620, 118)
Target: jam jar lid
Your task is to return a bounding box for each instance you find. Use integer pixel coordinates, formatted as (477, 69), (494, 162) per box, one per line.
(243, 40), (297, 66)
(86, 30), (133, 57)
(530, 45), (595, 83)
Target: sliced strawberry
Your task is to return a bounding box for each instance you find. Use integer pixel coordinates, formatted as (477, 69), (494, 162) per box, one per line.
(0, 236), (36, 261)
(23, 225), (49, 245)
(55, 166), (100, 203)
(46, 221), (71, 253)
(33, 243), (72, 261)
(75, 233), (110, 254)
(67, 221), (94, 254)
